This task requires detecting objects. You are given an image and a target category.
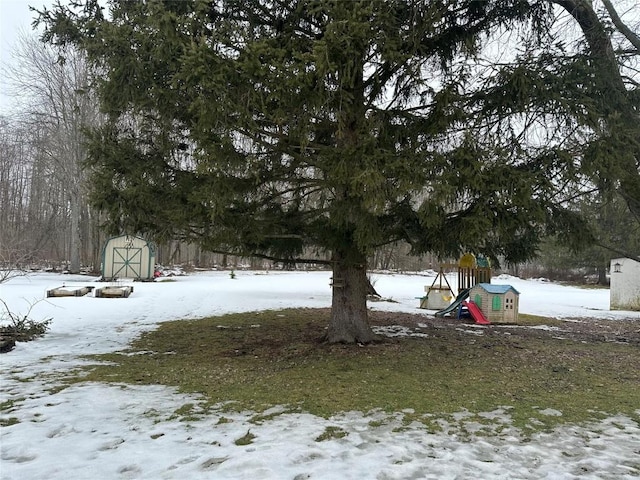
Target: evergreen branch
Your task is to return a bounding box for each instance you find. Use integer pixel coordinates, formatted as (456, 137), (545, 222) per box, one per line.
(619, 189), (640, 225)
(262, 234), (303, 239)
(371, 236), (407, 250)
(205, 247), (332, 266)
(251, 253), (333, 266)
(593, 240), (640, 264)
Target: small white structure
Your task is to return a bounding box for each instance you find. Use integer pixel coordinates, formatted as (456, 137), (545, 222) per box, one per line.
(610, 258), (640, 311)
(101, 235), (156, 281)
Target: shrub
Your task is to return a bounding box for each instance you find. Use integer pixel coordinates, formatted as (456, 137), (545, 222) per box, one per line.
(1, 316), (52, 342)
(0, 299), (52, 342)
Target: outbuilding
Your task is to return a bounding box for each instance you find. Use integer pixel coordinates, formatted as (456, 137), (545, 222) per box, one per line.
(610, 258), (640, 311)
(468, 283), (520, 324)
(101, 235), (156, 281)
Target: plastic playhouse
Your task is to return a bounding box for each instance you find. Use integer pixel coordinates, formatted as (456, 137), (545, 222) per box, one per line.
(468, 283), (519, 324)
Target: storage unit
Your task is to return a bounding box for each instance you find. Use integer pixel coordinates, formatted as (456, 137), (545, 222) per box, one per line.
(468, 283), (520, 324)
(610, 258), (640, 311)
(101, 235), (156, 281)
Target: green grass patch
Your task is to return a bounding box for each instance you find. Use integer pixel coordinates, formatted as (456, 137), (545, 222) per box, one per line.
(0, 398), (24, 413)
(315, 426), (348, 442)
(77, 308), (640, 431)
(234, 429), (256, 445)
(0, 417), (20, 427)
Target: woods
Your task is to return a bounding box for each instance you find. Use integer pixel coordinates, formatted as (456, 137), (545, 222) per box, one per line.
(1, 38), (103, 273)
(1, 1), (637, 342)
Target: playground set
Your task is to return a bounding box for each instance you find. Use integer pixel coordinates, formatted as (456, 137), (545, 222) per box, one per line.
(419, 254), (520, 325)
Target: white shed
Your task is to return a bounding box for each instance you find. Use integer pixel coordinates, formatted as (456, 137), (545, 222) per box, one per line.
(101, 235), (156, 281)
(610, 258), (640, 311)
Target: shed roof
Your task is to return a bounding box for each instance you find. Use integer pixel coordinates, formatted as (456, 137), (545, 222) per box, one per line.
(474, 283), (520, 295)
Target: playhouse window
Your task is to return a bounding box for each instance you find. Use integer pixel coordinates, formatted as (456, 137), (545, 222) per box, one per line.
(492, 296), (501, 310)
(474, 294), (482, 308)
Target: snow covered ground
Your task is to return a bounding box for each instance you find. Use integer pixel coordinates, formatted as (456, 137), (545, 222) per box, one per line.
(1, 270), (639, 479)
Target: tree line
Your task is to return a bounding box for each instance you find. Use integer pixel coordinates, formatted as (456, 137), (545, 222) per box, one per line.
(0, 1), (637, 342)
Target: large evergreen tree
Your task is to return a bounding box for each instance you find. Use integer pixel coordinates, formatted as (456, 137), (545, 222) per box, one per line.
(40, 0), (600, 343)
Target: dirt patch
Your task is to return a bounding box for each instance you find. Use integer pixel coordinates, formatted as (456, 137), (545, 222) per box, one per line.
(365, 309), (640, 346)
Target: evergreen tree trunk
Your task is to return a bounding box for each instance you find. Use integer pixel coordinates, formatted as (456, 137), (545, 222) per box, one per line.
(597, 266), (608, 286)
(326, 249), (378, 344)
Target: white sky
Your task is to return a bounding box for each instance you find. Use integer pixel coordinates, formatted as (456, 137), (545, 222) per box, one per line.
(0, 0), (55, 113)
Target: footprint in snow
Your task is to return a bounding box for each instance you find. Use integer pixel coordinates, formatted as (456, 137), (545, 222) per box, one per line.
(98, 438), (125, 451)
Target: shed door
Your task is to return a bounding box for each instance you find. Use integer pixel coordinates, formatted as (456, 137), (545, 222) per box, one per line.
(111, 247), (143, 279)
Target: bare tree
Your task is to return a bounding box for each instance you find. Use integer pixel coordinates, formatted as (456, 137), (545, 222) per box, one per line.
(600, 0), (640, 51)
(5, 34), (103, 273)
(548, 0), (640, 219)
